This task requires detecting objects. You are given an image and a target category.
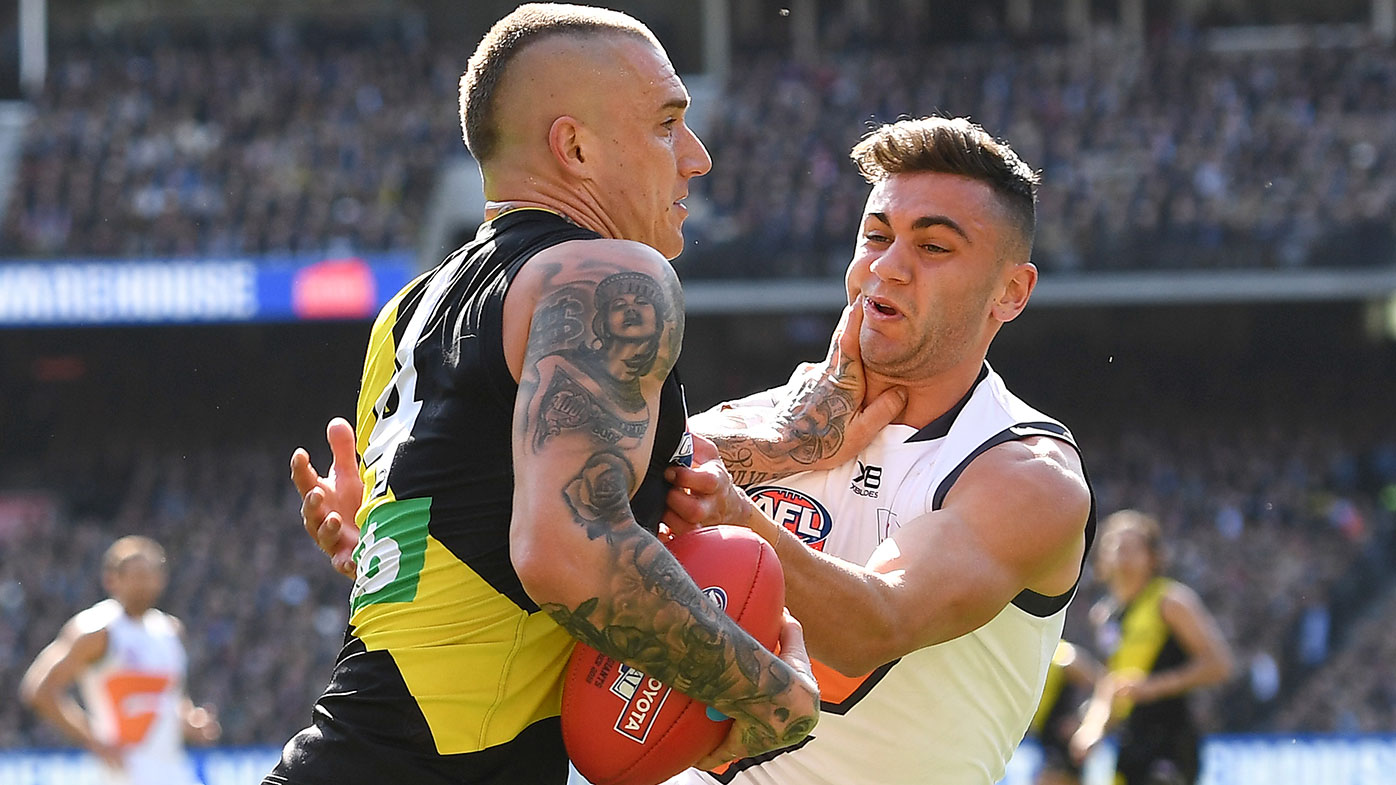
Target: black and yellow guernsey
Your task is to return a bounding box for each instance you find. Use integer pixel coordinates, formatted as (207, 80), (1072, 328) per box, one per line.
(266, 209), (691, 785)
(1106, 576), (1193, 734)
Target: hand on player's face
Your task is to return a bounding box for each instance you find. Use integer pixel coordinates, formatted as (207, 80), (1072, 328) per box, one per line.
(291, 417), (363, 578)
(771, 295), (906, 470)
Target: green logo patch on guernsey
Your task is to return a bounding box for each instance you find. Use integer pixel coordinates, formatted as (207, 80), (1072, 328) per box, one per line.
(350, 497), (431, 612)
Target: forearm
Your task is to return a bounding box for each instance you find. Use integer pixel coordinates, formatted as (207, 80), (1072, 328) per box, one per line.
(695, 410), (852, 487)
(733, 501), (900, 674)
(535, 517), (815, 746)
(30, 691), (102, 750)
(1140, 657), (1231, 701)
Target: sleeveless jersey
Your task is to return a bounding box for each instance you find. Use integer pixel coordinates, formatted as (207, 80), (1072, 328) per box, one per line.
(270, 209), (691, 785)
(1097, 576), (1192, 732)
(74, 598), (200, 785)
(673, 364), (1095, 785)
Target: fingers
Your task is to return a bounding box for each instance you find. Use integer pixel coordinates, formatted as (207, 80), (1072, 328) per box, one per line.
(690, 433), (720, 465)
(290, 448), (320, 497)
(326, 417), (358, 473)
(846, 386), (907, 443)
(664, 463), (722, 494)
(775, 612), (814, 681)
(835, 294), (865, 364)
(301, 488), (328, 540)
(693, 735), (745, 773)
(659, 513), (696, 540)
(316, 513), (343, 553)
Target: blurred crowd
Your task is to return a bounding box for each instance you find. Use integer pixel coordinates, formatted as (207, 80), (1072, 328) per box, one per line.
(4, 25), (1395, 275)
(685, 34), (1396, 277)
(2, 23), (461, 259)
(1, 407), (1393, 748)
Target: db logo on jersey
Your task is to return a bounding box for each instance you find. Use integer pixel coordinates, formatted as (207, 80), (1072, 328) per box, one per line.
(747, 486), (832, 551)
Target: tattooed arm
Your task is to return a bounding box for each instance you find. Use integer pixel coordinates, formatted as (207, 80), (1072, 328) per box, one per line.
(690, 295), (906, 486)
(504, 239), (818, 762)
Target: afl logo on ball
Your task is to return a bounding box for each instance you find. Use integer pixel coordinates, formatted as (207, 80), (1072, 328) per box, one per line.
(608, 665), (672, 744)
(747, 486), (832, 551)
(703, 586), (728, 610)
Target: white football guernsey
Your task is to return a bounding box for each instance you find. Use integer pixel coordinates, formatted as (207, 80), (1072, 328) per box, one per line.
(75, 598), (202, 785)
(669, 363), (1094, 785)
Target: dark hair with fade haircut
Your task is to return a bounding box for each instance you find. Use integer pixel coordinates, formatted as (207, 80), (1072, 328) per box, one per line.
(851, 116), (1041, 251)
(459, 3), (662, 163)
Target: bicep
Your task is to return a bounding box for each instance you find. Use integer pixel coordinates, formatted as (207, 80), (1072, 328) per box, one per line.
(508, 247), (684, 567)
(865, 506), (1028, 646)
(1161, 587), (1231, 662)
(24, 626), (105, 695)
(866, 439), (1089, 647)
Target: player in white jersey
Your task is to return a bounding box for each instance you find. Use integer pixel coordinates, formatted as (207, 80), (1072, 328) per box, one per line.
(655, 117), (1094, 784)
(21, 535), (221, 785)
(296, 116), (1093, 784)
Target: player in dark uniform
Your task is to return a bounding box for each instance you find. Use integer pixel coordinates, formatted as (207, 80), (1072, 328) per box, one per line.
(265, 6), (833, 784)
(1028, 640), (1100, 785)
(1070, 511), (1234, 785)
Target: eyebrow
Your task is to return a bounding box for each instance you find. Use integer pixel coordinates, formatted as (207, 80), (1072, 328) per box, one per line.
(869, 212), (971, 243)
(661, 96), (690, 113)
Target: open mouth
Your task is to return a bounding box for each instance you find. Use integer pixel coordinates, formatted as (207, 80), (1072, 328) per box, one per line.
(867, 297), (900, 317)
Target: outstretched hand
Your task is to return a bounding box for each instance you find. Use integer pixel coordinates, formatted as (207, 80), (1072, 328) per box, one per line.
(290, 417), (363, 578)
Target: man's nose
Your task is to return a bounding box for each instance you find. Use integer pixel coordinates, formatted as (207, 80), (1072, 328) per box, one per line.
(868, 242), (912, 283)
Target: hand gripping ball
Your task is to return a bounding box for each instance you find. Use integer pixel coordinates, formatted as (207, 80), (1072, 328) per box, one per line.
(562, 525), (786, 785)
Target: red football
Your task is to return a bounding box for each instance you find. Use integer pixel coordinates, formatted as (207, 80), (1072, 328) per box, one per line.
(562, 525), (786, 785)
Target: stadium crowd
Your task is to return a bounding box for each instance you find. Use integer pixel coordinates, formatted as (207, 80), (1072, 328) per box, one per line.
(685, 34), (1396, 276)
(2, 23), (461, 259)
(3, 25), (1395, 276)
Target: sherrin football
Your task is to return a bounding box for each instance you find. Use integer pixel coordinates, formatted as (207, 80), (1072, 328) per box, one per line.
(561, 525), (786, 785)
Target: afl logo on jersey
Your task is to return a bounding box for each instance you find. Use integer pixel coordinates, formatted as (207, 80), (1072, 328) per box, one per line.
(747, 486), (832, 551)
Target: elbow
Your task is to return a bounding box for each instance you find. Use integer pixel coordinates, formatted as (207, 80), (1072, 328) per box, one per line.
(18, 676), (47, 709)
(511, 533), (567, 607)
(510, 519), (596, 612)
(813, 612), (911, 677)
(1211, 649), (1237, 686)
(821, 645), (897, 679)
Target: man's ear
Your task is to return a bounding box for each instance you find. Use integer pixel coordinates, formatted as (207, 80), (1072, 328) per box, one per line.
(993, 261), (1037, 323)
(548, 115), (589, 175)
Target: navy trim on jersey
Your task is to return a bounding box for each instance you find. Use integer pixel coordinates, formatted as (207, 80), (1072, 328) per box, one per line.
(821, 658), (901, 715)
(706, 658), (902, 782)
(710, 736), (817, 783)
(905, 365), (989, 443)
(930, 421), (1096, 618)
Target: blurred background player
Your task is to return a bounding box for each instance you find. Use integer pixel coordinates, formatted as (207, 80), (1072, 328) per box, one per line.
(1070, 510), (1234, 785)
(19, 535), (221, 785)
(1027, 640), (1101, 785)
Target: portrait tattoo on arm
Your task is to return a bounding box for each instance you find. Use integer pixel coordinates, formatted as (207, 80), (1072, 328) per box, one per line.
(519, 260), (811, 754)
